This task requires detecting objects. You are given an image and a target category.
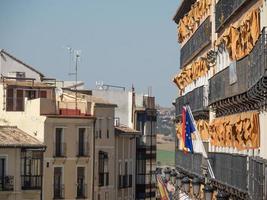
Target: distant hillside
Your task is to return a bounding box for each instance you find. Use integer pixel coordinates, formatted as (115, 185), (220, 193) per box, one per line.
(156, 105), (176, 138)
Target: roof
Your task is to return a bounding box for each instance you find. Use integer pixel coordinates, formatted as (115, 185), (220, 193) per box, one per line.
(0, 126), (45, 148)
(115, 125), (141, 136)
(3, 79), (55, 88)
(62, 89), (117, 107)
(173, 0), (197, 24)
(0, 49), (45, 77)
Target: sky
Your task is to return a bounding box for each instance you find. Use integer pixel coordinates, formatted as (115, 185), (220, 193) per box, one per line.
(0, 0), (180, 107)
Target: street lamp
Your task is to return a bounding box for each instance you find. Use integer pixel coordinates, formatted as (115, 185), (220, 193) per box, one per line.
(170, 169), (177, 184)
(182, 176), (190, 194)
(216, 191), (230, 200)
(192, 177), (201, 197)
(164, 167), (171, 182)
(176, 173), (184, 189)
(202, 184), (214, 200)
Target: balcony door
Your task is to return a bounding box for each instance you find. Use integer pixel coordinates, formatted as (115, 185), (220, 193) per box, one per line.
(0, 158), (6, 190)
(54, 167), (63, 198)
(77, 167), (85, 198)
(78, 128), (86, 156)
(55, 128), (63, 157)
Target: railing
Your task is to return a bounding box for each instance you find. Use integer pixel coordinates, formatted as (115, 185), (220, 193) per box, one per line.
(209, 28), (267, 105)
(128, 174), (132, 187)
(175, 85), (208, 116)
(99, 172), (109, 186)
(76, 183), (87, 198)
(180, 16), (211, 68)
(176, 150), (203, 176)
(215, 0), (250, 31)
(53, 184), (64, 199)
(248, 157), (267, 200)
(76, 142), (89, 157)
(0, 176), (14, 191)
(21, 175), (42, 190)
(53, 143), (66, 157)
(208, 153), (248, 191)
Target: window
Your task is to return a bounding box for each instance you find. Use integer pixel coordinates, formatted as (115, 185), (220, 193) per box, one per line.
(25, 90), (37, 100)
(54, 167), (64, 199)
(21, 150), (43, 190)
(77, 167), (86, 198)
(39, 90), (47, 98)
(0, 157), (13, 191)
(106, 119), (109, 138)
(78, 128), (88, 156)
(54, 128), (65, 157)
(99, 119), (102, 139)
(16, 89), (24, 111)
(98, 151), (108, 186)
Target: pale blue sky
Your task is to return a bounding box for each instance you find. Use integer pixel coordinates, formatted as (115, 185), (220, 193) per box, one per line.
(0, 0), (180, 106)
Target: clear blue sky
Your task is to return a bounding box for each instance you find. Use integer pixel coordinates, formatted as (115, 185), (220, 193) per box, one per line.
(0, 0), (180, 107)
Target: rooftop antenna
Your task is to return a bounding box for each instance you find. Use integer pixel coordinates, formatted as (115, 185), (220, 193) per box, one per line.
(65, 46), (73, 80)
(68, 49), (81, 112)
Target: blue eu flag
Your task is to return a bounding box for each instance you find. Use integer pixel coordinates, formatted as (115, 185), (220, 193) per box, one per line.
(185, 109), (196, 153)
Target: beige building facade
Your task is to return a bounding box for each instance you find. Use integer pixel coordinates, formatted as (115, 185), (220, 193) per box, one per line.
(0, 126), (45, 200)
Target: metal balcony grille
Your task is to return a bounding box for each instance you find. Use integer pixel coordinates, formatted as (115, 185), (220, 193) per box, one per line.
(209, 153), (248, 191)
(209, 27), (267, 105)
(180, 16), (211, 68)
(248, 157), (267, 200)
(215, 0), (251, 32)
(175, 85), (208, 117)
(176, 150), (202, 175)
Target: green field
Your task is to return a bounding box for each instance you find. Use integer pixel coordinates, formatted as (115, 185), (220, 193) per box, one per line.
(157, 149), (175, 167)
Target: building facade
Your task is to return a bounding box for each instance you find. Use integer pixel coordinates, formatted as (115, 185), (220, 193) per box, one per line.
(93, 86), (157, 200)
(173, 0), (267, 199)
(0, 126), (45, 200)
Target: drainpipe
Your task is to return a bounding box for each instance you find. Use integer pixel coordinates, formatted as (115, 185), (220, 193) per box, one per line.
(91, 119), (96, 200)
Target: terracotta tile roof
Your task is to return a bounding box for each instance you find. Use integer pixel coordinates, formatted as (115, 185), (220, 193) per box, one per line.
(0, 126), (44, 148)
(115, 125), (141, 136)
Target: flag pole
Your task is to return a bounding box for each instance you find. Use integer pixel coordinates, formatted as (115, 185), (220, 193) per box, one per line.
(186, 105), (215, 179)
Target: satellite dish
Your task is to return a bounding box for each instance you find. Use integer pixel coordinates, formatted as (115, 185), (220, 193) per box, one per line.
(55, 87), (63, 96)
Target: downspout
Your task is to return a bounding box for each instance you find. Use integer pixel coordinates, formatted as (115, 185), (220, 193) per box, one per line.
(91, 118), (96, 200)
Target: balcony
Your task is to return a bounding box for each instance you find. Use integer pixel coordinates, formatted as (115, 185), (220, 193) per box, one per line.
(209, 28), (267, 115)
(99, 172), (109, 187)
(180, 16), (211, 68)
(175, 85), (208, 119)
(175, 150), (262, 198)
(53, 143), (66, 157)
(53, 184), (64, 199)
(76, 183), (87, 199)
(215, 0), (251, 32)
(208, 152), (248, 191)
(76, 142), (89, 157)
(0, 176), (14, 191)
(21, 175), (42, 190)
(176, 150), (203, 176)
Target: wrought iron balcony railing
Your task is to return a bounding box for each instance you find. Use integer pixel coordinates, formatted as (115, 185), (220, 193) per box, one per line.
(208, 152), (248, 191)
(53, 184), (64, 199)
(180, 16), (211, 68)
(175, 150), (267, 198)
(53, 143), (66, 157)
(176, 150), (203, 176)
(175, 85), (208, 117)
(209, 27), (267, 106)
(76, 142), (89, 157)
(76, 183), (87, 199)
(21, 175), (42, 190)
(99, 172), (109, 187)
(0, 176), (14, 191)
(215, 0), (250, 32)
